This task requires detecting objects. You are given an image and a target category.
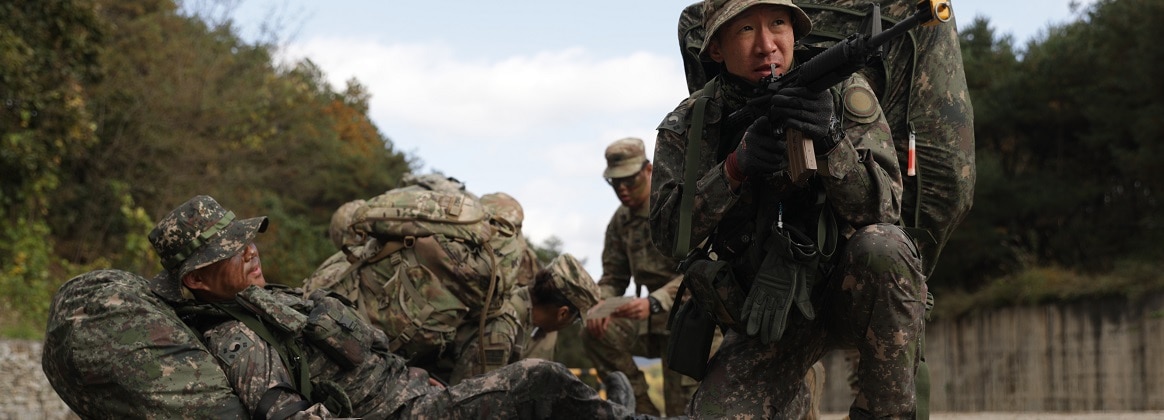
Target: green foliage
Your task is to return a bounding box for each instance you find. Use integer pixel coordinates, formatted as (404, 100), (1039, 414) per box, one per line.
(938, 0), (1164, 296)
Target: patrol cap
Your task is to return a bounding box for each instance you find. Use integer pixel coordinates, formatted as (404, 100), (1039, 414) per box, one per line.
(148, 195), (268, 301)
(700, 0), (813, 57)
(329, 199), (367, 249)
(603, 137), (648, 179)
(480, 192), (525, 229)
(546, 253), (600, 316)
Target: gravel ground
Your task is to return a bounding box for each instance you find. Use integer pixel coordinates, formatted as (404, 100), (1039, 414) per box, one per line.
(822, 413), (1164, 420)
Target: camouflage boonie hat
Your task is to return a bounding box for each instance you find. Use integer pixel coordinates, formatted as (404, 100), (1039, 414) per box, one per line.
(329, 199), (367, 249)
(603, 137), (648, 179)
(148, 195), (268, 301)
(480, 192), (525, 229)
(700, 0), (812, 57)
(546, 253), (600, 316)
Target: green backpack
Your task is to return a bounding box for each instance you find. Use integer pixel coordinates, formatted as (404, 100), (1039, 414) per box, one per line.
(307, 189), (512, 361)
(42, 269), (246, 419)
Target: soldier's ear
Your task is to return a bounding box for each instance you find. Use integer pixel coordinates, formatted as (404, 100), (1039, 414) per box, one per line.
(556, 306), (573, 323)
(708, 40), (725, 63)
(182, 271), (211, 293)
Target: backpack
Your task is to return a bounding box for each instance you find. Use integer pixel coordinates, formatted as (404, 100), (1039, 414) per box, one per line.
(677, 0), (975, 278)
(306, 188), (513, 360)
(41, 269), (246, 419)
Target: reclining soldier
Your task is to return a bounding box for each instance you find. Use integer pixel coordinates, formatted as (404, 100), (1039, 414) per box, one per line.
(150, 195), (653, 419)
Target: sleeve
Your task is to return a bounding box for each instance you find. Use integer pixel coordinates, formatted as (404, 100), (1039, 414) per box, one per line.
(647, 273), (683, 313)
(597, 211), (632, 299)
(649, 103), (741, 257)
(817, 73), (903, 227)
(204, 321), (334, 420)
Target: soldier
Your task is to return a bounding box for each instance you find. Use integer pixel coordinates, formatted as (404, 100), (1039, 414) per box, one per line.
(650, 1), (925, 419)
(148, 195), (652, 419)
(509, 252), (601, 361)
(584, 137), (708, 416)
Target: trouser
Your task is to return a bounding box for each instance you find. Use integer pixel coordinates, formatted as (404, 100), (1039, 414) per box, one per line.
(397, 359), (636, 419)
(690, 223), (927, 419)
(583, 312), (722, 416)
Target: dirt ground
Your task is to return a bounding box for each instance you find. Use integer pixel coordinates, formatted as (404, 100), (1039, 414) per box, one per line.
(822, 413), (1164, 420)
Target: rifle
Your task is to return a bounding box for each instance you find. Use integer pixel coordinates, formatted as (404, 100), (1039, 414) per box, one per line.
(729, 0), (953, 184)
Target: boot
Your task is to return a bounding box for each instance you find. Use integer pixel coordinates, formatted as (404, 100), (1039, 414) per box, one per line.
(604, 371), (636, 412)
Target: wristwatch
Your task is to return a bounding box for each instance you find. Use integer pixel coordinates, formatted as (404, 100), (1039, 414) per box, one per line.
(648, 296), (663, 315)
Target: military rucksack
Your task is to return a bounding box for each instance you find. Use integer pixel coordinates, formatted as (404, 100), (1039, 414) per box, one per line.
(677, 0), (975, 277)
(306, 189), (513, 361)
(42, 269), (246, 419)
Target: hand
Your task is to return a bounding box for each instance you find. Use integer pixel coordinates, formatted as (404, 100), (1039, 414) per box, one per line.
(585, 303), (611, 339)
(611, 298), (650, 320)
(769, 87), (836, 150)
(725, 116), (788, 181)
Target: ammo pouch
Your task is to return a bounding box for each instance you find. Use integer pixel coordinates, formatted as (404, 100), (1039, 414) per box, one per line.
(665, 296), (717, 380)
(682, 259), (746, 332)
(302, 289), (376, 370)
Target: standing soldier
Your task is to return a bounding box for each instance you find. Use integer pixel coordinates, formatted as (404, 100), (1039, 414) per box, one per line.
(584, 137), (709, 416)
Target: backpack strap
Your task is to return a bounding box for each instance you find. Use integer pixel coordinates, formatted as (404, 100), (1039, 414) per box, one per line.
(255, 383), (313, 420)
(212, 302), (314, 407)
(674, 78), (719, 258)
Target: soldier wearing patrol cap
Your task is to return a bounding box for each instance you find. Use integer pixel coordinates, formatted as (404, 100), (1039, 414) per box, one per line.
(585, 137), (718, 416)
(507, 253), (600, 361)
(649, 0), (926, 418)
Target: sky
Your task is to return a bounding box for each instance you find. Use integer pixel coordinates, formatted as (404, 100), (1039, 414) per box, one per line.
(221, 0), (1096, 282)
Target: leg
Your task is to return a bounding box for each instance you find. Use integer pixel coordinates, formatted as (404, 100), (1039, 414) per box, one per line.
(583, 316), (657, 415)
(828, 224), (926, 418)
(401, 359), (635, 419)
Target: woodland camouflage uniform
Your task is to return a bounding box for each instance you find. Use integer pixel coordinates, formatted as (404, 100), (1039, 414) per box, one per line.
(651, 0), (926, 418)
(152, 195), (643, 419)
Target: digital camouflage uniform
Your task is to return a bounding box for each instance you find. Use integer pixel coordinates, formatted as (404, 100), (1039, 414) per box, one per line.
(650, 1), (926, 418)
(585, 138), (711, 416)
(148, 195), (643, 420)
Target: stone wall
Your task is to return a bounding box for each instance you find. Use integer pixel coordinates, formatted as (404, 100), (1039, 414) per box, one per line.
(0, 340), (76, 419)
(821, 292), (1164, 412)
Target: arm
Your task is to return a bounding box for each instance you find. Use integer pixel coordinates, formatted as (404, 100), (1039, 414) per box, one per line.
(817, 74), (902, 227)
(204, 321), (333, 419)
(597, 211), (632, 299)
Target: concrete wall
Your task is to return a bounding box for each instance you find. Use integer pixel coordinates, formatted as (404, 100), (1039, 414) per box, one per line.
(822, 293), (1164, 412)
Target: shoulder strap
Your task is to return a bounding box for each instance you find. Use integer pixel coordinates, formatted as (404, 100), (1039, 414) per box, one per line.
(213, 302), (314, 405)
(675, 79), (719, 258)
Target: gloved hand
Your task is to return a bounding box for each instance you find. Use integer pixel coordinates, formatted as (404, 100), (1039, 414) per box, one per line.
(724, 116), (788, 181)
(740, 227), (820, 344)
(769, 86), (837, 151)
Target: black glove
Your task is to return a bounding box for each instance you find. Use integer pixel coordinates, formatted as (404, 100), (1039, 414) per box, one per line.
(769, 86), (837, 151)
(725, 116), (788, 181)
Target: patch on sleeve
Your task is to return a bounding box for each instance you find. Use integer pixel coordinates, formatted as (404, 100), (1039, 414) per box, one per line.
(842, 84), (880, 124)
(657, 111), (687, 135)
(215, 331), (257, 367)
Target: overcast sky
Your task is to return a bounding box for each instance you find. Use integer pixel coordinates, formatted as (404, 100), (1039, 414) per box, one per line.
(221, 0), (1096, 283)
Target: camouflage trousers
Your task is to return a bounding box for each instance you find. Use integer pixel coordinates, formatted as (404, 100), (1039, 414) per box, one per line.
(583, 311), (723, 416)
(395, 358), (636, 419)
(690, 223), (927, 419)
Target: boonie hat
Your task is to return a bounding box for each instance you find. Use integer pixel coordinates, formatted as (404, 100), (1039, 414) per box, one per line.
(148, 195), (268, 301)
(700, 0), (813, 57)
(603, 137), (648, 179)
(546, 253), (601, 316)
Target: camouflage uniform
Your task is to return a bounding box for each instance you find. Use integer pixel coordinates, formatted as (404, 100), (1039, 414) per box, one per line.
(149, 195), (642, 419)
(585, 137), (706, 416)
(510, 253), (603, 360)
(649, 1), (926, 418)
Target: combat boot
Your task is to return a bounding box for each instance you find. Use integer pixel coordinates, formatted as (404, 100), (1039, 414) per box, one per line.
(603, 371), (636, 411)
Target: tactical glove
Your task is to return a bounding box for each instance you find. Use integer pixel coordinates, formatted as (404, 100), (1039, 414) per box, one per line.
(725, 116), (788, 181)
(741, 226), (821, 344)
(769, 87), (838, 152)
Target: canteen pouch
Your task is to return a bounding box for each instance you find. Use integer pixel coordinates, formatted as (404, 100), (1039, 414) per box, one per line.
(683, 258), (747, 332)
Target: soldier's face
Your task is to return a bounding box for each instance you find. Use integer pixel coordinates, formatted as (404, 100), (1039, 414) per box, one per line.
(611, 163), (652, 210)
(185, 242), (267, 301)
(531, 304), (576, 332)
(708, 5), (796, 84)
